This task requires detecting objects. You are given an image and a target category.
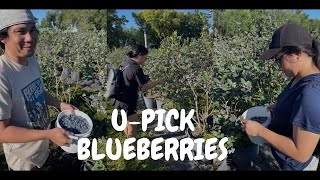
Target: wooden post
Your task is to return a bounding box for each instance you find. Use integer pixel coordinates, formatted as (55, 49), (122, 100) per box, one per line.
(144, 29), (147, 48)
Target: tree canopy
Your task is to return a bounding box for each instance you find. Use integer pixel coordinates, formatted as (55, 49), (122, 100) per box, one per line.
(38, 9), (320, 48)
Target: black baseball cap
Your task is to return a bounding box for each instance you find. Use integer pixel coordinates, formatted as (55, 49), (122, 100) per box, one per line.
(260, 23), (313, 60)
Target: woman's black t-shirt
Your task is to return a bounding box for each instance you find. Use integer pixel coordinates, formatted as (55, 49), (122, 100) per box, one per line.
(112, 59), (149, 109)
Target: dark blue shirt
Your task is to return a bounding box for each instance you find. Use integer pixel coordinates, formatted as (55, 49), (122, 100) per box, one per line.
(114, 59), (149, 107)
(268, 73), (320, 170)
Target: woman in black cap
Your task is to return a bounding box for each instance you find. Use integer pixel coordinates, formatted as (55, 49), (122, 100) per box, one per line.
(242, 23), (320, 171)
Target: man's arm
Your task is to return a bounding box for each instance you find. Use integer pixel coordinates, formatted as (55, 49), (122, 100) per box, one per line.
(45, 91), (61, 109)
(44, 91), (78, 112)
(0, 118), (72, 145)
(0, 118), (48, 143)
(0, 90), (76, 145)
(0, 91), (78, 145)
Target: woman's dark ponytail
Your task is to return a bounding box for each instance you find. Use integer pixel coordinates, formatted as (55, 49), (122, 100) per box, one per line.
(127, 44), (148, 58)
(312, 38), (320, 69)
(127, 51), (134, 58)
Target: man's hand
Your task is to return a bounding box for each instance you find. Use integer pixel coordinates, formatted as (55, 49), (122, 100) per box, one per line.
(60, 102), (78, 113)
(47, 128), (74, 147)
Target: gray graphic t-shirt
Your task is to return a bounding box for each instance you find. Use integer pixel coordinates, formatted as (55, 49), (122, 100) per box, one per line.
(22, 78), (49, 129)
(0, 55), (50, 170)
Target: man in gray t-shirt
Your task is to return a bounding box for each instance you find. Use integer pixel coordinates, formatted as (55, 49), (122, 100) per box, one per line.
(0, 10), (78, 170)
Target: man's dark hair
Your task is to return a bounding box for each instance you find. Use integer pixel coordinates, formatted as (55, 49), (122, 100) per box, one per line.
(0, 27), (8, 50)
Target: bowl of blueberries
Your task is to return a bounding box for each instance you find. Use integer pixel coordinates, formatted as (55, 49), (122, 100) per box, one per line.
(56, 110), (93, 153)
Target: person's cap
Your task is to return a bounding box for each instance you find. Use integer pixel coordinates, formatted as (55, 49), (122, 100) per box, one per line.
(260, 23), (313, 60)
(0, 9), (35, 31)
